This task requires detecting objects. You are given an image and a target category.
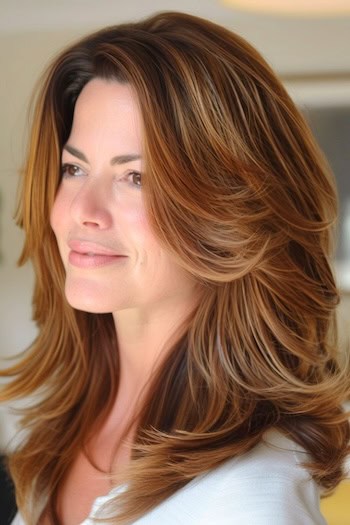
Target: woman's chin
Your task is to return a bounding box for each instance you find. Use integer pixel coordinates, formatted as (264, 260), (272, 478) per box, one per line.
(64, 283), (122, 314)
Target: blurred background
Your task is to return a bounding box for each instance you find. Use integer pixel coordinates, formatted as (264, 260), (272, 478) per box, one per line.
(0, 1), (349, 521)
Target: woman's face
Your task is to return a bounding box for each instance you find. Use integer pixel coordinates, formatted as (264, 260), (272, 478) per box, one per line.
(50, 78), (198, 315)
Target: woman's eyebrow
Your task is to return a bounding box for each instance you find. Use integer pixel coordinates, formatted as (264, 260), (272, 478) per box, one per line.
(111, 153), (142, 165)
(63, 144), (88, 162)
(63, 144), (141, 165)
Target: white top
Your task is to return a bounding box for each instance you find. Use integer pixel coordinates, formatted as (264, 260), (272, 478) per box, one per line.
(12, 430), (327, 524)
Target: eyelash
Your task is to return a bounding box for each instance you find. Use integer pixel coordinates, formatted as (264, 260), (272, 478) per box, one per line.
(60, 163), (142, 188)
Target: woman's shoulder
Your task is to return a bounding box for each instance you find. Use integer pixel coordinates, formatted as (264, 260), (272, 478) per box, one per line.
(88, 429), (327, 524)
(173, 429), (325, 524)
(218, 427), (312, 479)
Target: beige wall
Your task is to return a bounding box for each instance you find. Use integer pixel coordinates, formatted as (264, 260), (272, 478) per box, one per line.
(338, 295), (350, 351)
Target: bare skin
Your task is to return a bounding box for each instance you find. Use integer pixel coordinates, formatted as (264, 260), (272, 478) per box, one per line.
(55, 394), (135, 525)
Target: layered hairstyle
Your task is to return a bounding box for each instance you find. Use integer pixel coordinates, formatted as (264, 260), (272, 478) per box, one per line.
(1, 11), (349, 525)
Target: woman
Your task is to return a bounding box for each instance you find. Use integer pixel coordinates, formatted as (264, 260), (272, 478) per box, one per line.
(1, 11), (349, 525)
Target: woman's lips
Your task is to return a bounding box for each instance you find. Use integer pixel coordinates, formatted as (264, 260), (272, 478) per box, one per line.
(68, 251), (128, 268)
(67, 240), (128, 268)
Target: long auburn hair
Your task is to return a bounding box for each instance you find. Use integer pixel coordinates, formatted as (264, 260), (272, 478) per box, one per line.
(1, 11), (349, 524)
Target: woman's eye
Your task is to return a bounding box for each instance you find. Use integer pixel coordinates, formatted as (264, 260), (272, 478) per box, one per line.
(61, 163), (84, 178)
(128, 171), (142, 187)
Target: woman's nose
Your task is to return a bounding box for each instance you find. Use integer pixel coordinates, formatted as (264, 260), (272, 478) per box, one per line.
(70, 179), (113, 230)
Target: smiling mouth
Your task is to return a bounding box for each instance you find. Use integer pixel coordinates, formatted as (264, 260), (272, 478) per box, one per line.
(68, 250), (128, 268)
